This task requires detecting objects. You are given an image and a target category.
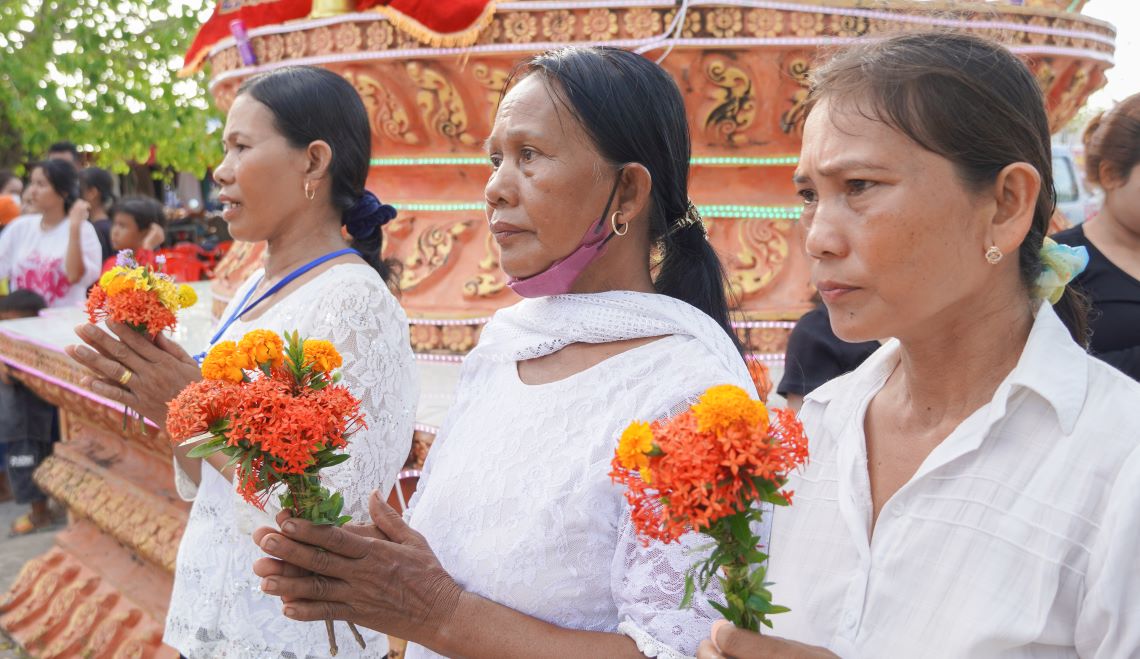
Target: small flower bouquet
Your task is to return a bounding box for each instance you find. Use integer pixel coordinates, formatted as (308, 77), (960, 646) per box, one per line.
(610, 384), (808, 632)
(167, 328), (368, 653)
(86, 250), (197, 336)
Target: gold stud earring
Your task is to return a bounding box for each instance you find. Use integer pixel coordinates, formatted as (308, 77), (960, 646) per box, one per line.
(985, 245), (1003, 264)
(611, 211), (628, 236)
(304, 180), (316, 201)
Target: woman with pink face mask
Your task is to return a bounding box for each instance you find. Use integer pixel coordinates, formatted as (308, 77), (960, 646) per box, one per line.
(251, 46), (754, 659)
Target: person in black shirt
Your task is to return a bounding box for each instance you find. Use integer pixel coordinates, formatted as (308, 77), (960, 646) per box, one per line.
(777, 300), (879, 411)
(79, 167), (115, 260)
(1053, 92), (1140, 380)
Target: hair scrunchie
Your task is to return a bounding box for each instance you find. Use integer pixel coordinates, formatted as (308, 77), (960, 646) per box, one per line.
(1033, 237), (1089, 304)
(345, 190), (397, 241)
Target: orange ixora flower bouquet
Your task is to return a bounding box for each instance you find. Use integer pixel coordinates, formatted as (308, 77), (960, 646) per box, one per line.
(86, 250), (197, 336)
(610, 384), (808, 632)
(167, 328), (368, 654)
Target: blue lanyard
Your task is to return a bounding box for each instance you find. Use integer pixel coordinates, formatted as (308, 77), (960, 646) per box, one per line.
(194, 248), (359, 362)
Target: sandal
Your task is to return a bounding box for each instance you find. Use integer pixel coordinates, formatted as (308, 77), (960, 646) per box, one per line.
(8, 513), (61, 537)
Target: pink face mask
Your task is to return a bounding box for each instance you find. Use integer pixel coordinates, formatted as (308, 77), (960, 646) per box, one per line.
(507, 172), (622, 298)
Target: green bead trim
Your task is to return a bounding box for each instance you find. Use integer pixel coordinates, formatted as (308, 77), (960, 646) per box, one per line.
(390, 201), (802, 220)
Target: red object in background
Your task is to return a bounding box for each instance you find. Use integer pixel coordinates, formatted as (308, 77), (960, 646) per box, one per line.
(182, 0), (314, 74)
(182, 0), (496, 74)
(159, 249), (207, 282)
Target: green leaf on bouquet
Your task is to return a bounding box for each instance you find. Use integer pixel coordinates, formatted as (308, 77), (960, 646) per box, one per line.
(680, 573), (696, 609)
(319, 453), (351, 468)
(334, 514), (352, 526)
(186, 436), (226, 458)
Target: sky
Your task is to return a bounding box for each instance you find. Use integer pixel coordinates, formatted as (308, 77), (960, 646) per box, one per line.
(1082, 0), (1139, 109)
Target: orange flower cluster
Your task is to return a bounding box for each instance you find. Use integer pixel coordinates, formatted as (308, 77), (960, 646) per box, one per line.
(610, 384), (808, 545)
(86, 287), (178, 337)
(167, 329), (365, 512)
(85, 252), (196, 336)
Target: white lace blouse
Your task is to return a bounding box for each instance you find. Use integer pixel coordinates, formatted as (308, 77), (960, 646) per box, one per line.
(404, 293), (755, 659)
(164, 263), (419, 659)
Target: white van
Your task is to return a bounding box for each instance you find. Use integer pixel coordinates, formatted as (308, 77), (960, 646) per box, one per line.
(1053, 144), (1101, 225)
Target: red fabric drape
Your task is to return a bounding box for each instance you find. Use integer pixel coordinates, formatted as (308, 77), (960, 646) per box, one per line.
(182, 0), (496, 74)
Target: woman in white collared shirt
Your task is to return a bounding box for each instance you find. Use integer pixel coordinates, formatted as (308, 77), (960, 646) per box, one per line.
(698, 32), (1140, 659)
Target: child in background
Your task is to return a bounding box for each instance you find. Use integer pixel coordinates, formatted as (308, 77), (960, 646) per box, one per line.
(0, 290), (60, 532)
(101, 196), (166, 272)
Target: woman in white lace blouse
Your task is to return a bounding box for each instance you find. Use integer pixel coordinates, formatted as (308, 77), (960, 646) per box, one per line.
(696, 33), (1140, 659)
(251, 47), (754, 658)
(67, 67), (417, 658)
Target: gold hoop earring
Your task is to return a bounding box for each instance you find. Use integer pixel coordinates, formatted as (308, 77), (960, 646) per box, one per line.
(304, 179), (316, 201)
(611, 211), (628, 237)
(985, 245), (1003, 264)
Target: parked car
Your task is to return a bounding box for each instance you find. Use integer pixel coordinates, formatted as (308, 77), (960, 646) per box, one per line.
(1053, 143), (1101, 225)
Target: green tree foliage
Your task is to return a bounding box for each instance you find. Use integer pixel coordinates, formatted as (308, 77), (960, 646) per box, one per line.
(0, 0), (221, 176)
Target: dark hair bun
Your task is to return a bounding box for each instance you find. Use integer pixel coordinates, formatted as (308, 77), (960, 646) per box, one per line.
(344, 190), (397, 240)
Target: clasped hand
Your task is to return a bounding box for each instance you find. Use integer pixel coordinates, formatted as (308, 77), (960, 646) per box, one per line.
(253, 490), (463, 648)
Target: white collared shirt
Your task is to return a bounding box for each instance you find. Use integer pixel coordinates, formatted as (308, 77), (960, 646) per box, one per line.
(766, 304), (1140, 658)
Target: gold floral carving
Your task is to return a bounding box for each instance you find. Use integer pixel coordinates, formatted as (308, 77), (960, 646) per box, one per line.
(334, 22), (362, 50)
(343, 70), (421, 145)
(308, 26), (334, 54)
(463, 233), (507, 299)
(284, 28), (307, 57)
(729, 220), (792, 298)
(399, 220), (476, 290)
(582, 9), (618, 41)
(624, 7), (663, 39)
(1035, 59), (1057, 94)
(473, 64), (511, 125)
(541, 10), (576, 42)
(40, 592), (118, 659)
(34, 455), (185, 571)
(501, 12), (538, 43)
(830, 14), (869, 38)
(780, 57), (812, 134)
(746, 9), (783, 37)
(705, 59), (756, 147)
(84, 609), (142, 657)
(707, 7), (744, 38)
(365, 21), (395, 50)
(406, 62), (478, 146)
(790, 12), (822, 37)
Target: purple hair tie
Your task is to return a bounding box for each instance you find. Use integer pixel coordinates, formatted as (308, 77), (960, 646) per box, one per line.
(345, 190), (397, 240)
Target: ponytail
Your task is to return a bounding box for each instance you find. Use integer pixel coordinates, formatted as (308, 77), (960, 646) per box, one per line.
(655, 220), (742, 351)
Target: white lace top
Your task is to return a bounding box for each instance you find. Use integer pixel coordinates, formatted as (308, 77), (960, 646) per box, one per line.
(164, 263), (419, 659)
(404, 292), (755, 659)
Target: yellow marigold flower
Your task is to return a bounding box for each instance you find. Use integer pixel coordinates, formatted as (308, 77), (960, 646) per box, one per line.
(238, 329), (285, 369)
(178, 285), (197, 309)
(617, 421), (656, 481)
(153, 278), (180, 311)
(302, 339), (342, 373)
(100, 268), (145, 296)
(99, 267), (125, 289)
(201, 341), (248, 383)
(692, 384), (768, 435)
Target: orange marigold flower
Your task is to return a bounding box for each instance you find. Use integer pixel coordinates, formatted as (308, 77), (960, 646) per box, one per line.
(201, 341), (249, 383)
(301, 339), (342, 373)
(692, 384), (767, 435)
(616, 421), (656, 483)
(238, 329), (285, 369)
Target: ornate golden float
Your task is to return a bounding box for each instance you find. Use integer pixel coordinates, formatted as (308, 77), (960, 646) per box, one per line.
(1, 1), (1114, 656)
